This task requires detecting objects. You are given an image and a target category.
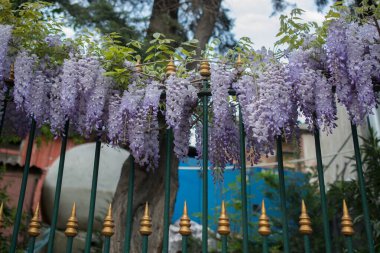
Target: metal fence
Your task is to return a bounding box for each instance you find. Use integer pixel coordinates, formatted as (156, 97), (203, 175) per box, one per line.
(0, 59), (376, 253)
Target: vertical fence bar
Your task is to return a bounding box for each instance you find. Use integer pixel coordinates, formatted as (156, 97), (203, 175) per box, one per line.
(217, 201), (230, 253)
(123, 156), (135, 253)
(10, 118), (37, 253)
(102, 204), (114, 253)
(221, 236), (228, 253)
(162, 129), (172, 253)
(0, 88), (9, 136)
(139, 203), (152, 253)
(341, 200), (355, 253)
(199, 61), (211, 253)
(238, 106), (249, 253)
(1, 67), (13, 137)
(299, 200), (312, 253)
(64, 203), (78, 253)
(258, 200), (271, 253)
(276, 135), (290, 253)
(179, 201), (191, 253)
(27, 237), (36, 253)
(181, 236), (188, 253)
(313, 128), (332, 253)
(162, 58), (176, 253)
(27, 205), (41, 253)
(47, 120), (70, 252)
(142, 236), (148, 253)
(345, 237), (354, 253)
(235, 54), (249, 252)
(65, 237), (74, 253)
(303, 235), (311, 253)
(84, 138), (102, 253)
(262, 237), (269, 253)
(351, 123), (375, 253)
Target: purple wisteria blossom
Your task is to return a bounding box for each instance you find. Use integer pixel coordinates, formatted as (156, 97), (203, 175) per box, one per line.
(233, 74), (261, 164)
(288, 48), (337, 132)
(247, 61), (297, 156)
(326, 19), (379, 124)
(209, 64), (239, 170)
(0, 25), (12, 81)
(107, 79), (162, 170)
(56, 55), (113, 136)
(165, 75), (197, 159)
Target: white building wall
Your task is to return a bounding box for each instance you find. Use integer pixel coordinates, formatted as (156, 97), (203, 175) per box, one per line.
(319, 103), (368, 186)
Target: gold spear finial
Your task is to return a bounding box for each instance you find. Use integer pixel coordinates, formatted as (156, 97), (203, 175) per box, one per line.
(135, 59), (143, 73)
(199, 60), (211, 77)
(9, 63), (14, 81)
(258, 200), (271, 236)
(166, 57), (176, 76)
(236, 54), (243, 75)
(139, 202), (152, 236)
(217, 201), (230, 236)
(102, 203), (115, 237)
(0, 202), (3, 228)
(28, 204), (41, 237)
(179, 201), (192, 236)
(65, 203), (79, 237)
(341, 200), (354, 236)
(299, 200), (313, 235)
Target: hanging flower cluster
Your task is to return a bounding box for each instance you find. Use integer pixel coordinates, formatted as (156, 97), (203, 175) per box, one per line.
(247, 61), (297, 156)
(208, 64), (239, 170)
(1, 5), (380, 173)
(288, 46), (337, 132)
(326, 19), (379, 124)
(233, 75), (260, 163)
(165, 75), (198, 159)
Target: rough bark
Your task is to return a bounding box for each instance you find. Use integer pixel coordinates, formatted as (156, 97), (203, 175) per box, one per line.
(194, 0), (223, 52)
(147, 0), (184, 42)
(111, 124), (179, 253)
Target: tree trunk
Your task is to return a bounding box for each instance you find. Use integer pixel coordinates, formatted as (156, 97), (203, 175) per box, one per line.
(194, 0), (223, 52)
(147, 0), (185, 43)
(111, 125), (179, 253)
(110, 1), (222, 251)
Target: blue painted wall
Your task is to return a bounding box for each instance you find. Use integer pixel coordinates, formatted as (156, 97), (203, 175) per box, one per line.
(172, 158), (305, 232)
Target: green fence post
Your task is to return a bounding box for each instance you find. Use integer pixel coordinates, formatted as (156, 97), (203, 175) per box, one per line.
(276, 135), (290, 253)
(64, 203), (78, 253)
(258, 200), (271, 253)
(27, 205), (41, 253)
(84, 138), (102, 253)
(238, 105), (249, 253)
(1, 68), (13, 136)
(140, 203), (152, 253)
(299, 200), (312, 253)
(341, 200), (355, 253)
(181, 236), (188, 253)
(162, 58), (176, 253)
(217, 201), (230, 253)
(313, 127), (332, 253)
(10, 118), (37, 253)
(351, 123), (375, 253)
(102, 204), (114, 253)
(123, 156), (135, 253)
(179, 201), (191, 253)
(47, 120), (70, 252)
(199, 60), (211, 253)
(234, 55), (249, 252)
(162, 128), (173, 253)
(65, 237), (74, 253)
(0, 88), (9, 136)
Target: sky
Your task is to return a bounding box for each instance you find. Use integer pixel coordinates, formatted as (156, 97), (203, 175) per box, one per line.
(224, 0), (331, 49)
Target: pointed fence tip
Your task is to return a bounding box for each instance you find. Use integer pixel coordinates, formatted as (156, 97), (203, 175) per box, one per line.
(261, 199), (266, 214)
